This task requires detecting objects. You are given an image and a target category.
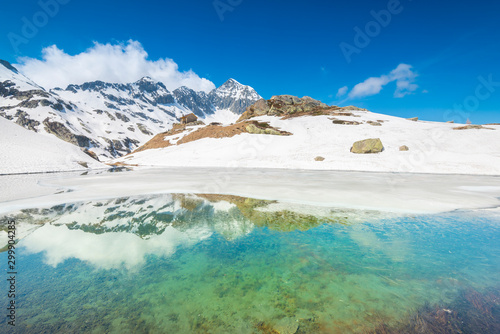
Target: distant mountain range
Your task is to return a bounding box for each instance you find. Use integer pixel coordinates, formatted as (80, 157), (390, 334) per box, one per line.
(0, 60), (262, 159)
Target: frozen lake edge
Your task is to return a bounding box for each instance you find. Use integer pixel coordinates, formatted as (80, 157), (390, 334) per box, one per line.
(1, 167), (500, 215)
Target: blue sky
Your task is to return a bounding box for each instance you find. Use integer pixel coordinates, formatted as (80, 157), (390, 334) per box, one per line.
(1, 0), (499, 123)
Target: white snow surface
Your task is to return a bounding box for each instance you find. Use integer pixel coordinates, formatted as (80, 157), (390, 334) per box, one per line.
(115, 111), (500, 175)
(0, 117), (104, 174)
(202, 108), (239, 125)
(1, 167), (500, 215)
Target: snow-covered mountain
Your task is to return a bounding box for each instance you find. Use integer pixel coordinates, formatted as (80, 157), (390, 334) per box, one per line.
(0, 59), (262, 162)
(208, 78), (262, 114)
(172, 79), (262, 118)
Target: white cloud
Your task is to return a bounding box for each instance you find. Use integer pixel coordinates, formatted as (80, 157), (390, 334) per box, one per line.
(336, 85), (348, 97)
(21, 224), (212, 270)
(15, 40), (216, 93)
(347, 64), (418, 99)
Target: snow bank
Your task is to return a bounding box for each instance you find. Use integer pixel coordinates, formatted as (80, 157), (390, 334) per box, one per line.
(115, 111), (500, 175)
(0, 117), (105, 174)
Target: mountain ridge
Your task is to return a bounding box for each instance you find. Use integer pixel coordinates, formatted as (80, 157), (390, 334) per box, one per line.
(0, 59), (262, 160)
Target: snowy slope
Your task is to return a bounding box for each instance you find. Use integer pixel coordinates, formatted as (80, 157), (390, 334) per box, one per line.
(0, 117), (104, 174)
(51, 77), (190, 158)
(1, 59), (262, 161)
(115, 108), (500, 175)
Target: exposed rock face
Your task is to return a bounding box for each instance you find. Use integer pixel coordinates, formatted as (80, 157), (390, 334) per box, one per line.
(0, 60), (18, 73)
(331, 118), (361, 125)
(0, 81), (20, 98)
(83, 148), (99, 161)
(315, 156), (325, 161)
(173, 87), (213, 117)
(399, 145), (410, 151)
(238, 95), (331, 121)
(367, 120), (382, 126)
(15, 110), (40, 131)
(407, 117), (419, 122)
(137, 123), (153, 135)
(342, 105), (369, 112)
(77, 161), (89, 168)
(351, 138), (384, 154)
(245, 123), (283, 135)
(43, 118), (92, 148)
(453, 124), (494, 130)
(238, 95), (367, 122)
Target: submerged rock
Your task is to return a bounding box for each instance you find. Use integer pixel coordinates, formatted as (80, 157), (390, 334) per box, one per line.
(351, 138), (384, 154)
(273, 318), (299, 334)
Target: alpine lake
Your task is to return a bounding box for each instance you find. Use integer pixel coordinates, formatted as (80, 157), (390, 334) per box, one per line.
(0, 174), (499, 333)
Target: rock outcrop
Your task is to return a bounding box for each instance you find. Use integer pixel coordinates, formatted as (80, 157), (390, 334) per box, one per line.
(331, 118), (362, 125)
(351, 138), (384, 154)
(43, 118), (92, 148)
(453, 124), (494, 130)
(237, 95), (367, 122)
(238, 95), (331, 121)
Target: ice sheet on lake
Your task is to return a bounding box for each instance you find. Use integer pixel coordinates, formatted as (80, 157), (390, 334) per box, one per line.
(1, 167), (500, 214)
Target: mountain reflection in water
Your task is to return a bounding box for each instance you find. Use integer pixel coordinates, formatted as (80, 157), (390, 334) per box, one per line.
(0, 193), (498, 333)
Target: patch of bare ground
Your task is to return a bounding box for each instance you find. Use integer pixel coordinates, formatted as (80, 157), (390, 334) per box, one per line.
(453, 124), (494, 130)
(279, 106), (341, 119)
(281, 107), (369, 120)
(177, 122), (249, 144)
(132, 121), (291, 154)
(132, 132), (174, 153)
(178, 121), (291, 144)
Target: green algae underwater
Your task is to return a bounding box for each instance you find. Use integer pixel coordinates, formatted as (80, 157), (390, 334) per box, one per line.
(0, 193), (499, 333)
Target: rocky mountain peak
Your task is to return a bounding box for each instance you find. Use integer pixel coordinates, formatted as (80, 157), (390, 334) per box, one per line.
(209, 78), (262, 114)
(134, 77), (168, 93)
(221, 78), (241, 87)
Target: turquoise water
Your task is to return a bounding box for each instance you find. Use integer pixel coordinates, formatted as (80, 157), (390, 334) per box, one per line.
(0, 194), (499, 333)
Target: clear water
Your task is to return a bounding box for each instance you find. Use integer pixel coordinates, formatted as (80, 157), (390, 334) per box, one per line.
(0, 194), (499, 333)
